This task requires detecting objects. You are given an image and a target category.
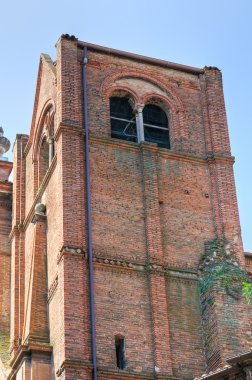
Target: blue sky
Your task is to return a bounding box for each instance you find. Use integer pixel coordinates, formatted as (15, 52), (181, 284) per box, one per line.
(1, 0), (251, 251)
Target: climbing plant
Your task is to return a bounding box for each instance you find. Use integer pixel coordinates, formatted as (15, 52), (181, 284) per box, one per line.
(199, 238), (252, 304)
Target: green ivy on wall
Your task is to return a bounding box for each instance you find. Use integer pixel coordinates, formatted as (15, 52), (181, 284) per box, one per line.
(199, 238), (252, 304)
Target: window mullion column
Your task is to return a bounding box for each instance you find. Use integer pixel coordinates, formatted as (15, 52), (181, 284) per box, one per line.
(136, 105), (144, 143)
(49, 138), (54, 165)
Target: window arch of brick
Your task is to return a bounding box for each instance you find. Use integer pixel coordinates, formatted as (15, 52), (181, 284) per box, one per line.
(142, 93), (175, 115)
(32, 100), (55, 163)
(101, 70), (184, 112)
(106, 86), (140, 106)
(142, 94), (174, 148)
(101, 70), (188, 147)
(142, 96), (171, 149)
(33, 102), (55, 189)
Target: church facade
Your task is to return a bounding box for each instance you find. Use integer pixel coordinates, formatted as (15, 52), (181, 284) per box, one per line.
(0, 34), (252, 380)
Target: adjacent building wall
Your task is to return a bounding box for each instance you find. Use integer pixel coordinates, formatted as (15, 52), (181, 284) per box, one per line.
(0, 159), (12, 374)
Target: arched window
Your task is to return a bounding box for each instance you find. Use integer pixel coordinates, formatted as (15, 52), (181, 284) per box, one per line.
(110, 97), (137, 143)
(143, 104), (170, 149)
(110, 96), (170, 149)
(38, 138), (49, 186)
(34, 105), (55, 190)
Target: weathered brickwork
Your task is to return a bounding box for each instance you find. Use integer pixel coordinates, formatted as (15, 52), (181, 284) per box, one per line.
(1, 35), (251, 380)
(95, 268), (154, 373)
(199, 239), (252, 373)
(166, 277), (205, 378)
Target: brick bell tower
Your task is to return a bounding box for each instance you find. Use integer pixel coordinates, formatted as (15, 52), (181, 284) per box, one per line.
(3, 35), (252, 380)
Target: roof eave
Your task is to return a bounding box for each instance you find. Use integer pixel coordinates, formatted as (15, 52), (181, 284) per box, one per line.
(77, 40), (205, 75)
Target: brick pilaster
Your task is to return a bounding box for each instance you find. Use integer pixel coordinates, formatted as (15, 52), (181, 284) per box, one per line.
(203, 68), (231, 156)
(56, 36), (83, 132)
(149, 273), (173, 376)
(10, 135), (28, 355)
(22, 215), (49, 344)
(202, 68), (244, 265)
(140, 142), (163, 263)
(141, 142), (173, 376)
(56, 249), (90, 373)
(59, 128), (86, 248)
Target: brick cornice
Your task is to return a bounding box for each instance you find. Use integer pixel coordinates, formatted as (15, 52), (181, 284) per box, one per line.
(90, 135), (139, 152)
(139, 140), (159, 153)
(57, 245), (85, 264)
(8, 341), (52, 376)
(206, 154), (235, 165)
(55, 246), (199, 280)
(92, 253), (198, 281)
(93, 255), (145, 271)
(159, 149), (207, 165)
(54, 121), (83, 142)
(90, 135), (207, 164)
(56, 359), (92, 377)
(56, 359), (178, 379)
(49, 128), (236, 169)
(89, 136), (234, 167)
(98, 366), (177, 379)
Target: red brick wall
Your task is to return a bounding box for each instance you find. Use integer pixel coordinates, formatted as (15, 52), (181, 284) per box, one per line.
(91, 142), (146, 262)
(94, 267), (154, 372)
(159, 157), (215, 267)
(167, 277), (205, 378)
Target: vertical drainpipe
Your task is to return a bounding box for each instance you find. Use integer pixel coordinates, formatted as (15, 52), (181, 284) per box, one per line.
(82, 46), (98, 380)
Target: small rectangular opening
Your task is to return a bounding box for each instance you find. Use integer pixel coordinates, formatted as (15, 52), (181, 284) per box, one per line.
(115, 335), (126, 370)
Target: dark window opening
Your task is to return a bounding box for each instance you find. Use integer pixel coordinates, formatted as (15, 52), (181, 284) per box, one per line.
(110, 97), (137, 143)
(115, 335), (126, 370)
(39, 139), (49, 186)
(143, 104), (170, 149)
